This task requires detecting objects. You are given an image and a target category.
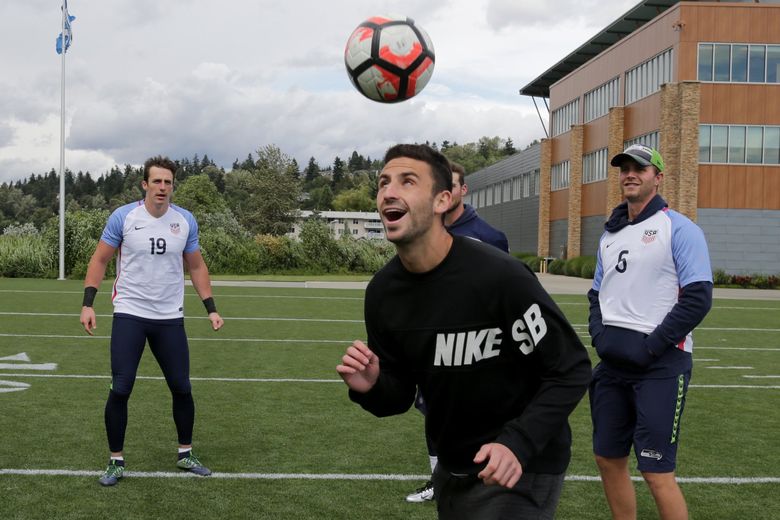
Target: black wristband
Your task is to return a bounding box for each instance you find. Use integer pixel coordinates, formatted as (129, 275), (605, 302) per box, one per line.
(203, 297), (217, 314)
(83, 286), (98, 307)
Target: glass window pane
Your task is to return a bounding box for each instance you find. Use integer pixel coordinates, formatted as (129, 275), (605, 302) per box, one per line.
(714, 44), (731, 81)
(764, 127), (780, 164)
(767, 45), (780, 83)
(731, 45), (748, 82)
(749, 45), (766, 82)
(746, 127), (763, 164)
(728, 126), (746, 163)
(699, 125), (711, 163)
(711, 126), (729, 163)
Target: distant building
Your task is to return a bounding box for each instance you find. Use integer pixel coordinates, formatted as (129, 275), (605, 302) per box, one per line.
(288, 211), (384, 240)
(519, 0), (780, 274)
(462, 143), (541, 254)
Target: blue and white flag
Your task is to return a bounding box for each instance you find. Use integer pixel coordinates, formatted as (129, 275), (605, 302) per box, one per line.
(56, 0), (76, 54)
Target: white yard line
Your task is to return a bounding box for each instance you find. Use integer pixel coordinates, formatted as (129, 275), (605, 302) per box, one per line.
(0, 468), (777, 484)
(0, 372), (778, 389)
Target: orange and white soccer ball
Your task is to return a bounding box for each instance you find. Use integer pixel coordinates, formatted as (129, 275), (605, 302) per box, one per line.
(344, 15), (435, 103)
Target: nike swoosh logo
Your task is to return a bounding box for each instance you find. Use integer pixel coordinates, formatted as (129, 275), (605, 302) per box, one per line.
(605, 241), (616, 248)
(134, 226), (146, 230)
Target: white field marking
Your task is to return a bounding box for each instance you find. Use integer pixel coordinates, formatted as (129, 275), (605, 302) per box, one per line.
(0, 352), (31, 362)
(569, 324), (780, 332)
(0, 468), (778, 484)
(0, 333), (348, 344)
(0, 373), (342, 383)
(1, 332), (778, 351)
(0, 312), (363, 323)
(694, 359), (720, 362)
(0, 380), (30, 393)
(0, 363), (57, 371)
(743, 375), (780, 379)
(0, 290), (363, 301)
(0, 373), (778, 389)
(705, 366), (754, 370)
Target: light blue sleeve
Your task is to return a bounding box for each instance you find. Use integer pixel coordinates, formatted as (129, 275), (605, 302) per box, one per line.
(668, 210), (713, 286)
(100, 205), (132, 248)
(174, 205), (200, 253)
(592, 232), (606, 291)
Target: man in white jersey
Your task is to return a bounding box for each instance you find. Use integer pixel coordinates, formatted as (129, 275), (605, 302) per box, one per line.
(80, 156), (224, 486)
(588, 144), (712, 520)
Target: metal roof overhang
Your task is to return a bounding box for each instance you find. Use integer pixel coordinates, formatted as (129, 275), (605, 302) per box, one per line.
(519, 0), (680, 98)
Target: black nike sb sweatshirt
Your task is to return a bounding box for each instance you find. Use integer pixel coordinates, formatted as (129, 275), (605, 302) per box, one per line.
(350, 236), (592, 475)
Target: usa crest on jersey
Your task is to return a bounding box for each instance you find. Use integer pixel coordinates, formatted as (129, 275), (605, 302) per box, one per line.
(642, 229), (657, 244)
(170, 223), (181, 235)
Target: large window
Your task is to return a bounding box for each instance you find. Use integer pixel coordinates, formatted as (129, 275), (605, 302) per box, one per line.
(625, 49), (673, 104)
(700, 124), (780, 164)
(583, 148), (609, 184)
(624, 131), (660, 152)
(551, 98), (579, 137)
(551, 161), (570, 191)
(584, 77), (619, 123)
(699, 43), (780, 83)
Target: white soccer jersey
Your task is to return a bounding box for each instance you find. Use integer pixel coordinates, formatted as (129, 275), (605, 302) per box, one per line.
(592, 208), (712, 352)
(100, 201), (199, 320)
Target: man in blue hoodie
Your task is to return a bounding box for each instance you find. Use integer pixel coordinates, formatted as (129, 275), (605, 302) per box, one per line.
(445, 162), (509, 253)
(405, 161), (510, 503)
(588, 144), (712, 520)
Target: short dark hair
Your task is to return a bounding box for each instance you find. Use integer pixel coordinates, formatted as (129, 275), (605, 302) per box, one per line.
(384, 144), (452, 194)
(143, 156), (177, 182)
(449, 161), (466, 184)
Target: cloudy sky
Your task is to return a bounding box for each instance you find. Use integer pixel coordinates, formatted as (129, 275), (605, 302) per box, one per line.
(0, 0), (638, 184)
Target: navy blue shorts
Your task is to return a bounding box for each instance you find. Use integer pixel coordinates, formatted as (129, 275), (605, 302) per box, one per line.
(589, 364), (690, 473)
(109, 313), (191, 396)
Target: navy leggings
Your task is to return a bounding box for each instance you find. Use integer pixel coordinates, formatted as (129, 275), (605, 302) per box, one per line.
(105, 314), (194, 452)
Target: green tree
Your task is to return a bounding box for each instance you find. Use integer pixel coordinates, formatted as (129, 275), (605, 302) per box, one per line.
(332, 186), (374, 212)
(332, 157), (345, 187)
(228, 145), (302, 235)
(173, 174), (228, 220)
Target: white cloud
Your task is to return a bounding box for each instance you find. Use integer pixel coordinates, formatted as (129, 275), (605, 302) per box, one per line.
(0, 0), (637, 184)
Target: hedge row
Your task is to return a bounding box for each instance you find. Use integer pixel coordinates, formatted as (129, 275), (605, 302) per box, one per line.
(0, 211), (396, 278)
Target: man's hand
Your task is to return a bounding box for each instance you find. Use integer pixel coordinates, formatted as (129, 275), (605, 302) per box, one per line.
(336, 340), (379, 393)
(80, 307), (97, 336)
(474, 443), (523, 488)
(208, 312), (224, 331)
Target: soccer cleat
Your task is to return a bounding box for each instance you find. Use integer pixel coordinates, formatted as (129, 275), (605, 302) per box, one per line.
(98, 460), (125, 486)
(176, 452), (212, 476)
(405, 480), (434, 502)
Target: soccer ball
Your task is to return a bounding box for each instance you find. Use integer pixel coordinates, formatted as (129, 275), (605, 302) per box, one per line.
(344, 15), (435, 103)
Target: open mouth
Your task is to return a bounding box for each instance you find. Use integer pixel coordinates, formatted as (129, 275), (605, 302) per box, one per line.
(383, 208), (406, 222)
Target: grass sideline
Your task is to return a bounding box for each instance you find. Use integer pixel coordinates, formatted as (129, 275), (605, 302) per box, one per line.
(0, 277), (778, 519)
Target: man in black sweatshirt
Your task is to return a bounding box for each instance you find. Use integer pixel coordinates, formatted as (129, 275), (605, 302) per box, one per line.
(336, 143), (591, 519)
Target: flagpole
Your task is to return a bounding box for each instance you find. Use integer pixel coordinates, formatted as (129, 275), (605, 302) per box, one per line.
(58, 0), (66, 280)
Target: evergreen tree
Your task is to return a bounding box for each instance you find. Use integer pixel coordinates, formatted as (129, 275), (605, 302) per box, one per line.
(503, 138), (516, 155)
(332, 156), (345, 186)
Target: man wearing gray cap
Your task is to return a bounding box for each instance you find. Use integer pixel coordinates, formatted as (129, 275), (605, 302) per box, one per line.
(587, 144), (713, 520)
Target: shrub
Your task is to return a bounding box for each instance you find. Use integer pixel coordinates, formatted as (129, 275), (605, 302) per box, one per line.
(298, 219), (342, 272)
(520, 256), (542, 272)
(3, 222), (39, 236)
(0, 235), (56, 277)
(255, 234), (305, 271)
(42, 209), (111, 278)
(580, 256), (597, 279)
(730, 275), (752, 288)
(548, 259), (566, 275)
(712, 269), (730, 285)
(749, 274), (773, 289)
(564, 256), (587, 277)
(200, 231), (262, 274)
